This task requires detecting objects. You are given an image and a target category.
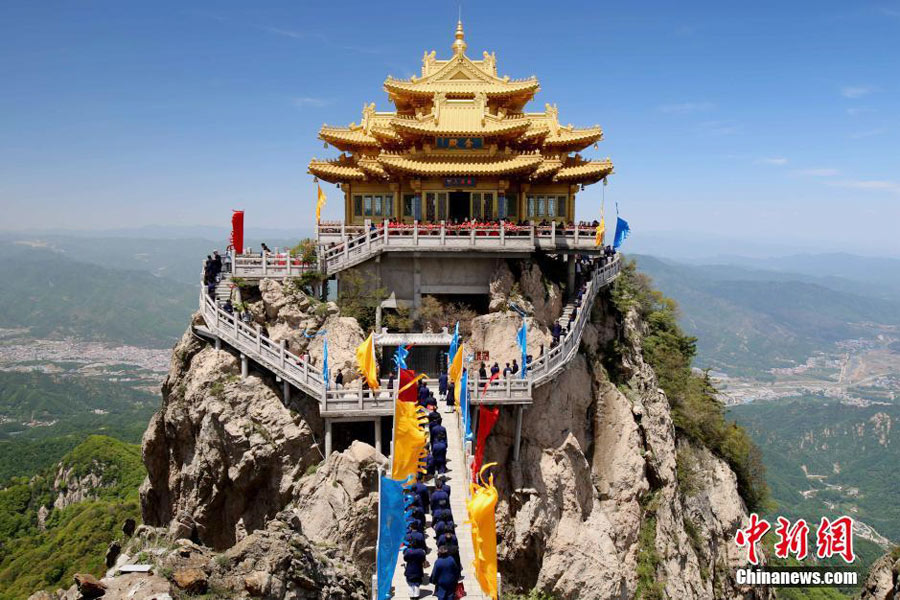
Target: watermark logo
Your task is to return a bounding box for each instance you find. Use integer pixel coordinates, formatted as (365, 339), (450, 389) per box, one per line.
(735, 514), (855, 565)
(734, 514), (857, 588)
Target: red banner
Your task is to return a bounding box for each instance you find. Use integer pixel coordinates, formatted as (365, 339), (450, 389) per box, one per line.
(398, 368), (418, 403)
(472, 405), (499, 482)
(231, 210), (244, 254)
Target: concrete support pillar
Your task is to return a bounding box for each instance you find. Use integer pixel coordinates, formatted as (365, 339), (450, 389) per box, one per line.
(214, 336), (221, 351)
(412, 255), (422, 311)
(240, 354), (248, 378)
(283, 380), (291, 404)
(374, 417), (383, 455)
(513, 405), (524, 462)
(567, 256), (577, 292)
(324, 420), (333, 456)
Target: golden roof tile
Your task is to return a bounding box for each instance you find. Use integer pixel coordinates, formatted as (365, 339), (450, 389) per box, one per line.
(553, 159), (614, 182)
(378, 152), (543, 176)
(308, 159), (367, 183)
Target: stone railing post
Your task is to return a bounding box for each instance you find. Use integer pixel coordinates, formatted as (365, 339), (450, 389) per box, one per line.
(256, 325), (262, 354)
(469, 225), (475, 246)
(529, 223), (535, 247)
(500, 220), (505, 245)
(551, 220), (556, 246)
(413, 220), (419, 245)
(280, 340), (286, 370)
(574, 224), (580, 246)
(440, 220), (446, 245)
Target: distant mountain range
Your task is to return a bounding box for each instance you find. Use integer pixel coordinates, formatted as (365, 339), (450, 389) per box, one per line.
(0, 242), (196, 347)
(632, 254), (900, 377)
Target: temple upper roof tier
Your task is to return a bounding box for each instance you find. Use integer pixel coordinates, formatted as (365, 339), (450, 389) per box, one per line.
(308, 21), (613, 186)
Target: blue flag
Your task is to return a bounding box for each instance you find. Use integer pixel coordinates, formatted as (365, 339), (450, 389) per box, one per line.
(393, 345), (409, 371)
(460, 368), (473, 441)
(613, 217), (630, 249)
(448, 322), (459, 368)
(517, 319), (528, 379)
(376, 476), (407, 600)
(323, 339), (330, 390)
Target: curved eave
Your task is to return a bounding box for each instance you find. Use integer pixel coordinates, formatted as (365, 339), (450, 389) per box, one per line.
(383, 78), (540, 98)
(378, 153), (543, 176)
(319, 128), (382, 151)
(529, 160), (564, 180)
(543, 128), (605, 150)
(552, 160), (614, 183)
(308, 160), (368, 184)
(358, 160), (389, 179)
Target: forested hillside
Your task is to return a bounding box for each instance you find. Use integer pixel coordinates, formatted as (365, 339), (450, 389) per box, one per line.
(0, 435), (144, 599)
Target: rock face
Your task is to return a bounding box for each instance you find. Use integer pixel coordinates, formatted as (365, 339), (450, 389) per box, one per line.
(484, 300), (770, 599)
(137, 261), (770, 600)
(140, 326), (324, 549)
(292, 441), (385, 573)
(858, 552), (900, 599)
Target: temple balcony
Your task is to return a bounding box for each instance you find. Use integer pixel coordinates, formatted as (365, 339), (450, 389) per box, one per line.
(227, 220), (607, 281)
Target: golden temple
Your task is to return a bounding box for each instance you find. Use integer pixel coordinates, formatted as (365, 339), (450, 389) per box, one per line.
(309, 21), (614, 225)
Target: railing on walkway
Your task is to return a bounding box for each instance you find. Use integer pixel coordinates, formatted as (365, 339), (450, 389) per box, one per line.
(230, 254), (317, 279)
(317, 220), (606, 275)
(199, 253), (619, 415)
(198, 288), (325, 399)
(526, 254), (621, 387)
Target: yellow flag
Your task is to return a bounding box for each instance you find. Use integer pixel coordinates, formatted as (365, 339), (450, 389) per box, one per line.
(449, 343), (464, 402)
(595, 215), (606, 247)
(467, 463), (499, 599)
(355, 333), (379, 390)
(391, 376), (428, 481)
(316, 183), (327, 222)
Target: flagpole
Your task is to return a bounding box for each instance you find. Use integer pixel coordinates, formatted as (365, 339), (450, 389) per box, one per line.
(374, 464), (382, 600)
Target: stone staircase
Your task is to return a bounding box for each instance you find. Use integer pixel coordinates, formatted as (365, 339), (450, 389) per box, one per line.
(390, 383), (487, 600)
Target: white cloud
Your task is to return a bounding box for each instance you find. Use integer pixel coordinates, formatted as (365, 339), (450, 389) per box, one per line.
(698, 120), (740, 135)
(794, 168), (840, 177)
(850, 128), (887, 139)
(293, 97), (329, 108)
(841, 86), (875, 99)
(658, 101), (716, 114)
(827, 179), (900, 194)
(847, 107), (875, 116)
(757, 157), (789, 166)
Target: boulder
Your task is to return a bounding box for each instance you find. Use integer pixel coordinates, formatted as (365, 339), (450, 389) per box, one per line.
(172, 568), (207, 594)
(73, 573), (106, 598)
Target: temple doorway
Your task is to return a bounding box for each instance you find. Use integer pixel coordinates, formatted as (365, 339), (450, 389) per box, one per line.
(448, 191), (470, 222)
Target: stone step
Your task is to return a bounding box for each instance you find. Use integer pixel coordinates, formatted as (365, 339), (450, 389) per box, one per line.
(390, 385), (488, 600)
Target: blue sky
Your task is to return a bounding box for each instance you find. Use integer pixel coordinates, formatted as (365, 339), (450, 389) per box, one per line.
(1, 1), (898, 254)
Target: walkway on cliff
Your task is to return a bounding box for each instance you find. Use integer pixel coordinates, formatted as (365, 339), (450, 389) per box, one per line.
(390, 382), (486, 600)
(194, 254), (620, 421)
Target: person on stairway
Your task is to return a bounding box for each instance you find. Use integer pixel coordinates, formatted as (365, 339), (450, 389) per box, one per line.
(437, 530), (462, 572)
(334, 369), (343, 389)
(431, 438), (448, 475)
(429, 483), (450, 514)
(435, 476), (451, 498)
(430, 546), (462, 600)
(403, 545), (427, 599)
(413, 472), (430, 514)
(405, 527), (426, 550)
(511, 359), (519, 375)
(438, 370), (448, 399)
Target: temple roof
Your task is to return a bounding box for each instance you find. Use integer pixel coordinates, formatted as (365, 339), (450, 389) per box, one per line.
(379, 152), (543, 177)
(309, 22), (614, 186)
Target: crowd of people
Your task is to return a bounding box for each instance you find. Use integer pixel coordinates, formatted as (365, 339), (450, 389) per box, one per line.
(401, 379), (463, 599)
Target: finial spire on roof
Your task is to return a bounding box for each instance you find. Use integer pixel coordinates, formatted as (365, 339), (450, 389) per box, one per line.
(452, 18), (467, 55)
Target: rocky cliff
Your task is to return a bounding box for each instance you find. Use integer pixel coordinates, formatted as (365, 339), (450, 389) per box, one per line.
(857, 551), (900, 600)
(130, 260), (772, 599)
